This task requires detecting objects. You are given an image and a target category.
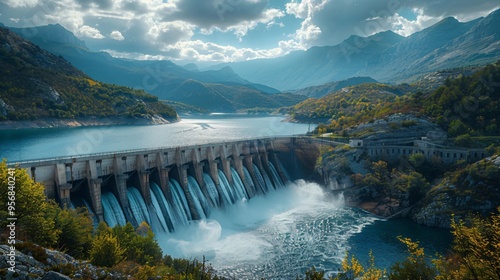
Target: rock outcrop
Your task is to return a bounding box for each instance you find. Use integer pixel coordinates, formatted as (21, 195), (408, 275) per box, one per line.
(0, 242), (124, 280)
(412, 155), (500, 228)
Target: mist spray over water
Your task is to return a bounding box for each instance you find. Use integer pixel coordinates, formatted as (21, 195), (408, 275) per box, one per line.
(156, 180), (378, 279)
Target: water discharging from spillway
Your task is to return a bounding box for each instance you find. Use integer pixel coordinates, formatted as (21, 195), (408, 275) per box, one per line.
(95, 161), (368, 278)
(91, 158), (450, 279)
(158, 180), (380, 279)
(101, 192), (126, 228)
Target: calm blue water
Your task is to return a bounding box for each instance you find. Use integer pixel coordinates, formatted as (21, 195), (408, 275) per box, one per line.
(0, 115), (310, 162)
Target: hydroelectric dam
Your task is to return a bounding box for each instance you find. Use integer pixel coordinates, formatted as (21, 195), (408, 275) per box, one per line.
(10, 136), (325, 233)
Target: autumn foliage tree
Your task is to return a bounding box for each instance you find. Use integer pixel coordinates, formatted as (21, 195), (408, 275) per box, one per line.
(435, 211), (500, 279)
(0, 160), (58, 246)
(0, 160), (94, 257)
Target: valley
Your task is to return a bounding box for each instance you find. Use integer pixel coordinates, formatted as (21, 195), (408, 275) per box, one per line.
(0, 3), (500, 280)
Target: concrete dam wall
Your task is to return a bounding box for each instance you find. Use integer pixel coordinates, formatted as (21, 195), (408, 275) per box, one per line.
(10, 136), (328, 232)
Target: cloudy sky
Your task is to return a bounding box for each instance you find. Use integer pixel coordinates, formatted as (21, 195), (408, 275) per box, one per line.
(1, 0), (499, 63)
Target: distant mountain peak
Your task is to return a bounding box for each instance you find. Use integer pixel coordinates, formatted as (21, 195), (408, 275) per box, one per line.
(8, 23), (87, 49)
(341, 30), (404, 47)
(182, 63), (199, 72)
(490, 7), (500, 17)
(218, 65), (237, 74)
(418, 16), (461, 35)
(371, 30), (403, 39)
(0, 27), (177, 121)
(369, 30), (405, 44)
(438, 16), (460, 24)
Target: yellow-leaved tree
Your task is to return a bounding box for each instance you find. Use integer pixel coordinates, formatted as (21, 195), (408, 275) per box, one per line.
(435, 210), (500, 280)
(0, 160), (59, 246)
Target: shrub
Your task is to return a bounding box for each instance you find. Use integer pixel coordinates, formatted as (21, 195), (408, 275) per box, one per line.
(47, 263), (77, 277)
(111, 222), (163, 265)
(389, 237), (437, 280)
(0, 161), (59, 246)
(112, 261), (142, 277)
(454, 134), (472, 147)
(90, 233), (125, 267)
(16, 241), (48, 264)
(50, 206), (94, 259)
(401, 120), (417, 127)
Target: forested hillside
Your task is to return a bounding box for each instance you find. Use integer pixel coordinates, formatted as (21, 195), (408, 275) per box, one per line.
(0, 27), (177, 122)
(290, 83), (411, 123)
(294, 61), (500, 138)
(168, 79), (306, 112)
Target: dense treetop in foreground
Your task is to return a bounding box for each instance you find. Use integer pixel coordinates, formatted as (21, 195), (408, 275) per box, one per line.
(0, 27), (177, 121)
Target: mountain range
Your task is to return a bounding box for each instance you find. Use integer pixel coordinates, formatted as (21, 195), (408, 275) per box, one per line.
(287, 76), (378, 98)
(2, 8), (500, 113)
(211, 9), (500, 90)
(6, 24), (306, 113)
(0, 27), (177, 123)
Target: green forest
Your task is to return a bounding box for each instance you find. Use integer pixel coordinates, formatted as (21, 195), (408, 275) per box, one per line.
(291, 61), (500, 139)
(0, 28), (177, 121)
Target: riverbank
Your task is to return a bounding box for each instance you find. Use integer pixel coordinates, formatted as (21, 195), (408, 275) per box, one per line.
(0, 115), (179, 130)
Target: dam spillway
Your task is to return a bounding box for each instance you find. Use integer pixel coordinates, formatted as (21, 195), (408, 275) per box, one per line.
(10, 136), (323, 233)
(7, 136), (456, 278)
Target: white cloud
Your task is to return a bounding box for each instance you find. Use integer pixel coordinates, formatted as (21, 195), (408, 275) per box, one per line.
(285, 0), (329, 48)
(2, 0), (39, 8)
(389, 9), (442, 37)
(104, 38), (292, 62)
(147, 21), (194, 46)
(76, 25), (105, 39)
(296, 18), (321, 42)
(282, 0), (500, 50)
(225, 8), (285, 39)
(109, 30), (124, 41)
(286, 0), (329, 19)
(0, 0), (499, 63)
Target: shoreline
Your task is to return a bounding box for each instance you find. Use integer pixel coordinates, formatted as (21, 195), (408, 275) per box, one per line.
(0, 115), (180, 130)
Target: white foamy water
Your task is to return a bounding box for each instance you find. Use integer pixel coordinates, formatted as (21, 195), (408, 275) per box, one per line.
(156, 180), (379, 279)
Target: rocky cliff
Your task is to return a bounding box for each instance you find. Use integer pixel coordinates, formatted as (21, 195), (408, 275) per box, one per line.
(412, 155), (500, 228)
(0, 242), (122, 280)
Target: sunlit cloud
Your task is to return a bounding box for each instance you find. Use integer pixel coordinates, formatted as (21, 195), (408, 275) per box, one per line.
(109, 30), (124, 41)
(0, 0), (498, 62)
(76, 25), (105, 39)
